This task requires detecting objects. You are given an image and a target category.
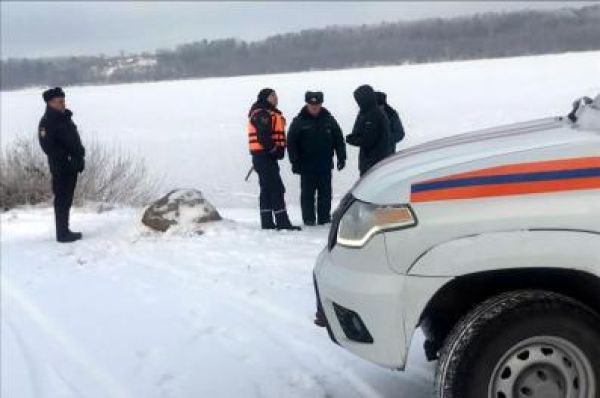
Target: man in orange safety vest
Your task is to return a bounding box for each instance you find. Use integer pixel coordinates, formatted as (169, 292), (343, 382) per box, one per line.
(248, 88), (301, 231)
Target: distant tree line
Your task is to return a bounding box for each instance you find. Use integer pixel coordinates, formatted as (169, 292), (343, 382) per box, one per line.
(2, 5), (600, 90)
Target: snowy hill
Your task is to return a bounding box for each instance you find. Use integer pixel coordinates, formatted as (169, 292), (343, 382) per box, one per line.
(2, 52), (600, 398)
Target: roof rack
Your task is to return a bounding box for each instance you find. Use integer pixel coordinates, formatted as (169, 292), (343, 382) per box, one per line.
(571, 94), (600, 132)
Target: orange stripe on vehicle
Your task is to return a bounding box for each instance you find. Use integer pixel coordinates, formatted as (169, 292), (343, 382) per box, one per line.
(422, 156), (600, 184)
(411, 176), (600, 203)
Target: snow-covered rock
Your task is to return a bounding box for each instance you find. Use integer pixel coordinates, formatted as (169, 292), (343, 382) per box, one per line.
(141, 189), (221, 232)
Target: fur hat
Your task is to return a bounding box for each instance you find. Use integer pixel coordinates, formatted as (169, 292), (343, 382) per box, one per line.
(305, 91), (324, 104)
(42, 87), (65, 102)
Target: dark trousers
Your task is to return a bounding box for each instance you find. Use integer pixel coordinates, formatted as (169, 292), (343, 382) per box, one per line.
(253, 155), (286, 213)
(300, 172), (332, 224)
(51, 171), (77, 238)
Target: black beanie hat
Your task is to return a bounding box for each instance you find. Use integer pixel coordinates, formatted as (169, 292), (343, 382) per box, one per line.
(375, 91), (387, 106)
(42, 87), (65, 103)
(257, 88), (275, 102)
(305, 91), (324, 105)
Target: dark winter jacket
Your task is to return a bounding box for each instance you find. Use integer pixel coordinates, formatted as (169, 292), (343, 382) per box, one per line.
(346, 85), (391, 175)
(375, 92), (405, 153)
(248, 100), (285, 160)
(382, 105), (404, 153)
(287, 106), (346, 174)
(38, 107), (85, 176)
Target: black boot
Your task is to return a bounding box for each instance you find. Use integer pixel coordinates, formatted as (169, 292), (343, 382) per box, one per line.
(314, 310), (327, 327)
(58, 231), (82, 243)
(317, 216), (331, 225)
(274, 210), (301, 231)
(260, 211), (276, 230)
(55, 207), (82, 242)
(55, 207), (69, 241)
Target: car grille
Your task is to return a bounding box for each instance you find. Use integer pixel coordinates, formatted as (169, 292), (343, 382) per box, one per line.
(328, 193), (355, 251)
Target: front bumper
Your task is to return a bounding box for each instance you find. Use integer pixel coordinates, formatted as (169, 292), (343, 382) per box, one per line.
(313, 236), (409, 369)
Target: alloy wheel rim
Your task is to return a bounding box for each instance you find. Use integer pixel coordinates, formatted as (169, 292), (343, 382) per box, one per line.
(489, 336), (596, 398)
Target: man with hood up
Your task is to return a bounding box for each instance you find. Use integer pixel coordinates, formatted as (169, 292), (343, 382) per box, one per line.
(287, 91), (346, 226)
(38, 87), (86, 242)
(346, 85), (391, 176)
(247, 88), (301, 231)
(375, 91), (405, 154)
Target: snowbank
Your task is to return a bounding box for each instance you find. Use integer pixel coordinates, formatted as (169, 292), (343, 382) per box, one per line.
(1, 207), (433, 397)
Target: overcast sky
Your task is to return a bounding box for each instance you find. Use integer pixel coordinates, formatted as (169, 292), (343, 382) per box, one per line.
(1, 1), (596, 59)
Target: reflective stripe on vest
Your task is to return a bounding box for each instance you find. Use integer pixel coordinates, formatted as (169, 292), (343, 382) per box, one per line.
(248, 109), (286, 153)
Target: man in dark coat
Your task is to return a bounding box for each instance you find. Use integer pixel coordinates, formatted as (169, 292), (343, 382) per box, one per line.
(376, 91), (405, 154)
(248, 88), (300, 231)
(287, 91), (346, 226)
(346, 85), (391, 176)
(38, 87), (85, 242)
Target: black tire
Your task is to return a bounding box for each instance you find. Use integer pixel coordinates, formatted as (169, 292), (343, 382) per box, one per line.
(434, 290), (600, 398)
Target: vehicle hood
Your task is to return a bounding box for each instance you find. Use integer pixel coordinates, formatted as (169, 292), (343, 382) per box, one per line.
(351, 116), (600, 204)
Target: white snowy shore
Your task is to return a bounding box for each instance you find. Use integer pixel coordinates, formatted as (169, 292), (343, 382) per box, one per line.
(1, 207), (433, 398)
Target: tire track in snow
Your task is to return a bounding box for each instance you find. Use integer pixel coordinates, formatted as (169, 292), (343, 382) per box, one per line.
(215, 290), (385, 398)
(134, 256), (385, 398)
(120, 256), (324, 397)
(2, 316), (41, 398)
(1, 276), (133, 398)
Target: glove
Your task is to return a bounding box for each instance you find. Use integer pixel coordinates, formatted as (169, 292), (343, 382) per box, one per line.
(291, 162), (301, 174)
(269, 147), (284, 160)
(75, 157), (85, 173)
(337, 159), (346, 171)
(346, 134), (358, 146)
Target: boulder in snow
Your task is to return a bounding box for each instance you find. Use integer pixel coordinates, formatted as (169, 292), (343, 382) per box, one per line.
(142, 189), (221, 232)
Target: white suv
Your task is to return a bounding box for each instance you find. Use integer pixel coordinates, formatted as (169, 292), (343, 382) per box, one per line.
(314, 96), (600, 398)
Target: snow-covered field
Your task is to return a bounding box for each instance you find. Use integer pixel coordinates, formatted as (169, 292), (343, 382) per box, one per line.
(2, 52), (600, 398)
(2, 51), (599, 207)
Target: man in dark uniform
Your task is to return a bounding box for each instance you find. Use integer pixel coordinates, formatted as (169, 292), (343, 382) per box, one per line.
(248, 88), (301, 231)
(287, 91), (346, 226)
(375, 91), (405, 154)
(346, 85), (391, 176)
(38, 87), (86, 242)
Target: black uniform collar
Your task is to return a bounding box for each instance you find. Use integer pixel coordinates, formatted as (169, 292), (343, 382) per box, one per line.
(45, 106), (73, 120)
(298, 105), (330, 119)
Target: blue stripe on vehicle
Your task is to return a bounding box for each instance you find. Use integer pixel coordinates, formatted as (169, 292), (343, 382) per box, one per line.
(411, 167), (600, 193)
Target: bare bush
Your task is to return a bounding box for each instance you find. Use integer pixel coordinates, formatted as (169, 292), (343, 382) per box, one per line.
(0, 137), (50, 209)
(1, 136), (160, 210)
(75, 140), (160, 206)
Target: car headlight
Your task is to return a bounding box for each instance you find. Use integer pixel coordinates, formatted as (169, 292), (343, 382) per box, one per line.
(337, 200), (417, 248)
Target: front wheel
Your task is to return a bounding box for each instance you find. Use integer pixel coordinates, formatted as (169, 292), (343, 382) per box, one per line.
(435, 290), (600, 398)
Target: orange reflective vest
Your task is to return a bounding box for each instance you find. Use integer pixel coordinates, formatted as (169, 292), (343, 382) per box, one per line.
(248, 109), (286, 154)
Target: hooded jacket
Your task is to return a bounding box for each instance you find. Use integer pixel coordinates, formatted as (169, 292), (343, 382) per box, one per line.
(375, 92), (405, 153)
(38, 107), (85, 176)
(287, 106), (346, 174)
(346, 85), (391, 175)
